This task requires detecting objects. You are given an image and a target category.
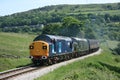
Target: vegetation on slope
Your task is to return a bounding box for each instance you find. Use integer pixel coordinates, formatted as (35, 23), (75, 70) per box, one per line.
(0, 3), (120, 40)
(0, 3), (119, 27)
(0, 32), (36, 71)
(35, 41), (120, 80)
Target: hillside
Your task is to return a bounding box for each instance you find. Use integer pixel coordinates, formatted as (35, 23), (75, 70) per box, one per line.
(0, 3), (120, 27)
(0, 3), (120, 40)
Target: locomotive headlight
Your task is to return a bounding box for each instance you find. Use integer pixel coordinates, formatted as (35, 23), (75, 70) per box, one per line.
(41, 56), (47, 59)
(29, 56), (33, 59)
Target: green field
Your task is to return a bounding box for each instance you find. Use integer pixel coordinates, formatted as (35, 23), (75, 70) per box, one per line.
(81, 9), (120, 15)
(0, 32), (120, 80)
(35, 41), (120, 80)
(0, 32), (36, 71)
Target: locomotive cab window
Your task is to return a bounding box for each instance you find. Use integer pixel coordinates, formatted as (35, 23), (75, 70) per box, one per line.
(29, 45), (34, 49)
(43, 46), (47, 49)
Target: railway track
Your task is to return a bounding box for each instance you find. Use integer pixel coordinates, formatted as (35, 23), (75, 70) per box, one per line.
(0, 65), (43, 80)
(0, 49), (102, 80)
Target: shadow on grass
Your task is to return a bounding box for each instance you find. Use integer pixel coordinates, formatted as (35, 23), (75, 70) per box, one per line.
(99, 62), (120, 74)
(16, 63), (33, 68)
(16, 63), (43, 68)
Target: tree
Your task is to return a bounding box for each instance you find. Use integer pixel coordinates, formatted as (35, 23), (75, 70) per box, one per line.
(104, 13), (111, 22)
(61, 16), (83, 37)
(42, 23), (61, 35)
(107, 5), (113, 10)
(22, 25), (31, 32)
(84, 27), (96, 39)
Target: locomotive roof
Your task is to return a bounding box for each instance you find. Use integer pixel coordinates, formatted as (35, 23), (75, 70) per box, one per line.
(34, 34), (72, 42)
(46, 35), (72, 41)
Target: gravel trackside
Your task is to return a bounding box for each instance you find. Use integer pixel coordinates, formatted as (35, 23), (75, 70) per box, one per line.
(9, 49), (102, 80)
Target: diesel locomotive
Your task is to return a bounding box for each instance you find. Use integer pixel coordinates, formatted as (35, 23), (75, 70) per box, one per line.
(29, 34), (99, 65)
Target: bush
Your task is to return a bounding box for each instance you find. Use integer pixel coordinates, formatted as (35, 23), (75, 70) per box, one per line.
(114, 57), (120, 63)
(114, 43), (120, 55)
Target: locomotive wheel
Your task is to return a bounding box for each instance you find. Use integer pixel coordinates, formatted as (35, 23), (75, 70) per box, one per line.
(67, 55), (70, 60)
(74, 53), (78, 58)
(47, 59), (53, 65)
(52, 57), (58, 64)
(52, 60), (57, 64)
(32, 59), (38, 66)
(64, 55), (67, 61)
(69, 55), (72, 59)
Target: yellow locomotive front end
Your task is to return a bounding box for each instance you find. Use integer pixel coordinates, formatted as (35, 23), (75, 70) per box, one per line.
(29, 41), (49, 64)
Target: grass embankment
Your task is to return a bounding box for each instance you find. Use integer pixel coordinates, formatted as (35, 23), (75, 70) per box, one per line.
(36, 41), (120, 80)
(0, 32), (36, 72)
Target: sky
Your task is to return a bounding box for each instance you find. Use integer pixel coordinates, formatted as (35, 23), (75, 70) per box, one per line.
(0, 0), (120, 16)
